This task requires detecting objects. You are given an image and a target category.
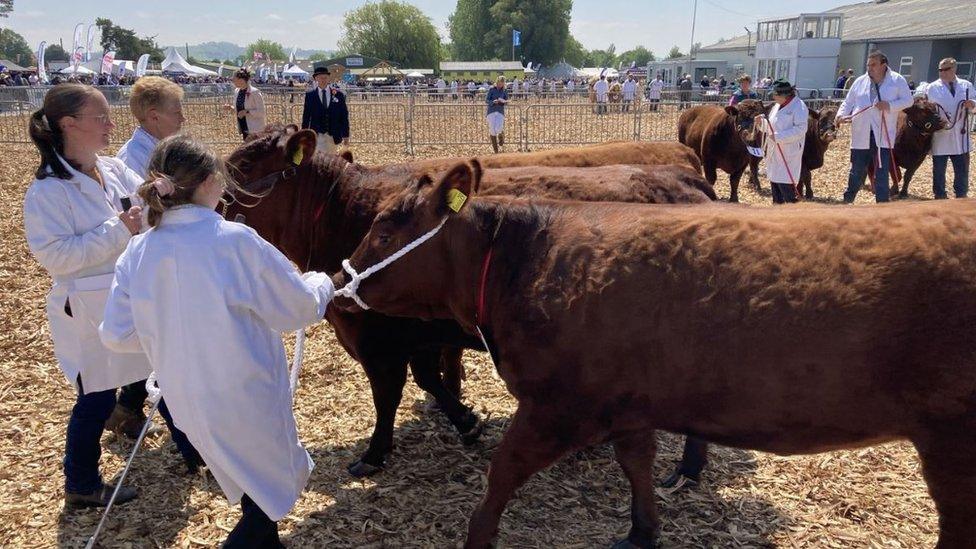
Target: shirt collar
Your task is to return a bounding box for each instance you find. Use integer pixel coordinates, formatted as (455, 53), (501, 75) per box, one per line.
(159, 204), (222, 226)
(135, 126), (159, 146)
(55, 153), (112, 198)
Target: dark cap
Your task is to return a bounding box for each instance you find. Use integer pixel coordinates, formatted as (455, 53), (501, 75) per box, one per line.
(771, 78), (794, 96)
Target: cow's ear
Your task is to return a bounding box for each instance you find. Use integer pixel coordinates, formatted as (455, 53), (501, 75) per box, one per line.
(433, 161), (475, 215)
(284, 129), (317, 167)
(283, 124), (300, 135)
(415, 174), (433, 190)
(468, 158), (483, 193)
(724, 105), (739, 116)
(809, 108), (821, 120)
(340, 149), (354, 163)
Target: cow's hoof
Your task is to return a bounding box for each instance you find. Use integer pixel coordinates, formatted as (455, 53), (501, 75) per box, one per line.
(460, 416), (485, 446)
(660, 471), (699, 490)
(347, 458), (384, 478)
(611, 537), (657, 549)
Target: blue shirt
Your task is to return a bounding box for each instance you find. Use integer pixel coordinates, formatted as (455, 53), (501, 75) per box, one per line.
(486, 87), (508, 115)
(729, 90), (759, 106)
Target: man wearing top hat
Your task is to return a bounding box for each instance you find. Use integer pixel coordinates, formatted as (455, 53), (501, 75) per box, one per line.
(301, 66), (350, 153)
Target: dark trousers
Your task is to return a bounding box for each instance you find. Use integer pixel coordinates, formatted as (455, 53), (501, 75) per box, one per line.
(771, 182), (798, 204)
(845, 132), (891, 203)
(932, 153), (970, 198)
(119, 380), (202, 468)
(64, 378), (115, 494)
(222, 495), (282, 548)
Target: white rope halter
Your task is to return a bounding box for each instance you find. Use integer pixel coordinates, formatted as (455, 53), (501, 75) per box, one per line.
(336, 215), (449, 310)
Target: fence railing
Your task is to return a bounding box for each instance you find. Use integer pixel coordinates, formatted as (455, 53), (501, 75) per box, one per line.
(0, 96), (852, 153)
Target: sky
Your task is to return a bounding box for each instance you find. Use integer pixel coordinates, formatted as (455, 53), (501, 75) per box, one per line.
(4, 0), (858, 58)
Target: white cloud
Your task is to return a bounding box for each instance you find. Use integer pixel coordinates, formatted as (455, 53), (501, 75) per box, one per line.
(267, 13), (283, 21)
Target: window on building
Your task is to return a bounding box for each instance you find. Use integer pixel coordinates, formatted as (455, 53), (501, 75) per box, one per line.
(803, 18), (821, 38)
(956, 62), (973, 80)
(824, 17), (841, 38)
(899, 56), (913, 80)
(787, 19), (799, 40)
(777, 59), (791, 80)
(757, 59), (767, 79)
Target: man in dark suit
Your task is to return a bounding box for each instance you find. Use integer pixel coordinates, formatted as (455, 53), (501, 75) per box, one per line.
(301, 66), (350, 153)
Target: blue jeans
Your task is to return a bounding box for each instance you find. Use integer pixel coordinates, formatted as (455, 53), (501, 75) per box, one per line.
(119, 381), (200, 467)
(845, 133), (891, 203)
(64, 377), (116, 494)
(932, 154), (970, 198)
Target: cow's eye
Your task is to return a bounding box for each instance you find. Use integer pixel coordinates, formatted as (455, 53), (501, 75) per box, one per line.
(377, 233), (392, 245)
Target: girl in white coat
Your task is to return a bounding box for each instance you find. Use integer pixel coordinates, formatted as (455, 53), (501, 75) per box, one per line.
(100, 135), (334, 547)
(23, 83), (147, 507)
(757, 78), (808, 204)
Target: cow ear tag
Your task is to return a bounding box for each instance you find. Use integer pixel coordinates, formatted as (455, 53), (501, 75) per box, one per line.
(447, 189), (467, 213)
(291, 148), (304, 166)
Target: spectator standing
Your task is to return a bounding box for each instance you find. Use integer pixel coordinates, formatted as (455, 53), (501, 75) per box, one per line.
(486, 76), (509, 153)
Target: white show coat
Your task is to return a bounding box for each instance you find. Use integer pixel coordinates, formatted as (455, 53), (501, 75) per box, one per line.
(116, 126), (158, 177)
(926, 77), (974, 156)
(647, 79), (664, 99)
(100, 205), (334, 520)
(594, 79), (609, 102)
(760, 97), (809, 185)
(23, 156), (152, 393)
(838, 69), (913, 150)
(623, 79), (637, 100)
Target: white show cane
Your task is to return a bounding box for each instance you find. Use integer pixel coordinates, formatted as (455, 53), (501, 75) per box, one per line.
(85, 373), (163, 549)
(290, 329), (306, 394)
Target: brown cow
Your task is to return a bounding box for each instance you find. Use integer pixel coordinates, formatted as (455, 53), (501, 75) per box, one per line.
(678, 99), (766, 202)
(223, 127), (715, 477)
(797, 105), (839, 199)
(867, 96), (946, 198)
(336, 168), (976, 549)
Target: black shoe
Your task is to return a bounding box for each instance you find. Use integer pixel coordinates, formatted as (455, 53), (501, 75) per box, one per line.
(65, 484), (138, 508)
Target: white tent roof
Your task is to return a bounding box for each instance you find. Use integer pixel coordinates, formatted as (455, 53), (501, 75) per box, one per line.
(405, 71), (425, 78)
(59, 65), (95, 75)
(161, 47), (218, 76)
(580, 67), (619, 78)
(282, 64), (308, 76)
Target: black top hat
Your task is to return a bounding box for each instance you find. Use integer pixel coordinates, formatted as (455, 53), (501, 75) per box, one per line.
(312, 66), (330, 77)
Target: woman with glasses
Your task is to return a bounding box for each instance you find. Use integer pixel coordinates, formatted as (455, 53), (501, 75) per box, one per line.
(23, 83), (148, 507)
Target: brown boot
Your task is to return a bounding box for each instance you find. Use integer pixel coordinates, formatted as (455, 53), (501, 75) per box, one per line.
(490, 135), (499, 154)
(66, 483), (138, 508)
(105, 404), (161, 440)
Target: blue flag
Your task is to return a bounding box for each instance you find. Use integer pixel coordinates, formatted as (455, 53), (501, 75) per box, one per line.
(513, 30), (521, 47)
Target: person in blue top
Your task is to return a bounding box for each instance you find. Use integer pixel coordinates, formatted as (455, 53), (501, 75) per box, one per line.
(485, 75), (509, 153)
(728, 75), (760, 106)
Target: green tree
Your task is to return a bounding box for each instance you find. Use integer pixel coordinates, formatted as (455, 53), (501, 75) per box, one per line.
(616, 45), (654, 68)
(666, 45), (683, 59)
(95, 18), (164, 62)
(0, 0), (12, 18)
(585, 43), (616, 67)
(0, 28), (33, 65)
(440, 42), (453, 62)
(245, 39), (286, 62)
(45, 43), (69, 61)
(562, 35), (587, 67)
(449, 0), (571, 65)
(339, 1), (442, 68)
(448, 0), (493, 60)
(308, 52), (329, 62)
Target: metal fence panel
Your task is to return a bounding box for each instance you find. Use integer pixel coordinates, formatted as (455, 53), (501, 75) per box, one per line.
(524, 102), (637, 149)
(285, 102), (408, 151)
(410, 103), (523, 152)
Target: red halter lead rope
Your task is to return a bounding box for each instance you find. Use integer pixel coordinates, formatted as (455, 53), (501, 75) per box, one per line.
(476, 248), (493, 326)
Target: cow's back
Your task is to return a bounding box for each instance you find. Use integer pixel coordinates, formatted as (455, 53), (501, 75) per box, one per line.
(677, 105), (727, 161)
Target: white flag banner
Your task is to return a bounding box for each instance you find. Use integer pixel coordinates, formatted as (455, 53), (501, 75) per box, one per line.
(217, 63), (225, 77)
(85, 24), (97, 62)
(71, 47), (85, 70)
(72, 23), (84, 55)
(37, 41), (47, 81)
(289, 47), (296, 65)
(101, 51), (116, 74)
(135, 54), (150, 77)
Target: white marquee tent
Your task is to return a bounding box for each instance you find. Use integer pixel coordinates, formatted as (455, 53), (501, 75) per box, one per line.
(59, 65), (95, 75)
(282, 64), (309, 79)
(161, 47), (218, 76)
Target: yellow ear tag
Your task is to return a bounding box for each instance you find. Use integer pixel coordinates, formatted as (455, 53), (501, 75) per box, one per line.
(291, 148), (304, 166)
(447, 189), (467, 213)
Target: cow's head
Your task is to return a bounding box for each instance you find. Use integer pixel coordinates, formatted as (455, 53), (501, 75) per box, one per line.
(223, 125), (354, 267)
(809, 106), (839, 144)
(334, 161), (481, 319)
(724, 99), (766, 141)
(903, 96), (945, 135)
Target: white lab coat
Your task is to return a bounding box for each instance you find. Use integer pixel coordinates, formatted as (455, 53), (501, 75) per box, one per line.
(760, 97), (808, 185)
(926, 78), (974, 156)
(838, 69), (913, 150)
(23, 156), (152, 393)
(594, 79), (609, 102)
(647, 79), (664, 100)
(623, 79), (637, 100)
(99, 205), (334, 520)
(116, 126), (158, 177)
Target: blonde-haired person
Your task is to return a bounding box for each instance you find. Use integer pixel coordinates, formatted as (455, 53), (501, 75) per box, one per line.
(23, 83), (147, 507)
(117, 76), (186, 177)
(100, 134), (335, 547)
(222, 69), (266, 140)
(486, 75), (509, 153)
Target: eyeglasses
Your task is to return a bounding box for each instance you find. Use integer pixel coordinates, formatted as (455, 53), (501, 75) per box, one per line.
(939, 67), (953, 72)
(73, 114), (112, 125)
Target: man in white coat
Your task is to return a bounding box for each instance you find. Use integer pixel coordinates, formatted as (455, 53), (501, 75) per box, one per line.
(837, 50), (913, 203)
(926, 57), (974, 199)
(594, 74), (609, 115)
(622, 76), (637, 112)
(101, 135), (335, 547)
(647, 73), (664, 112)
(757, 78), (808, 204)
